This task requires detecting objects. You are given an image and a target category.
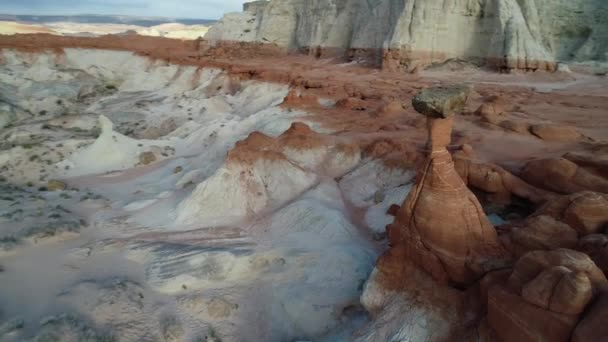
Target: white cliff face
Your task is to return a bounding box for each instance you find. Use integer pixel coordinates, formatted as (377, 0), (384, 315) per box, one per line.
(206, 0), (608, 70)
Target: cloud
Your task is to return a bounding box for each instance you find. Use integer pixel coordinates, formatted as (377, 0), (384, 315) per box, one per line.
(0, 0), (245, 19)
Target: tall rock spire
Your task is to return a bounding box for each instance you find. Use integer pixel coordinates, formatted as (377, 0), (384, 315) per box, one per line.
(388, 85), (507, 286)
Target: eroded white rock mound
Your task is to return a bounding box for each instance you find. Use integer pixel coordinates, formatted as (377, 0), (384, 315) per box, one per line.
(176, 123), (361, 227)
(58, 115), (174, 177)
(176, 155), (318, 227)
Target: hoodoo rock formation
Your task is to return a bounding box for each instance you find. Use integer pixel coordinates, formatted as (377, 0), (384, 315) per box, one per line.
(359, 85), (608, 342)
(356, 86), (510, 341)
(387, 85), (507, 286)
(207, 0), (608, 71)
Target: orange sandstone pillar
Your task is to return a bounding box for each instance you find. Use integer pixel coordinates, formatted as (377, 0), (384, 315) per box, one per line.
(389, 85), (507, 286)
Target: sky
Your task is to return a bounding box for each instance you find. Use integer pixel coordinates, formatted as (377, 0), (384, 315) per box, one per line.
(0, 0), (246, 19)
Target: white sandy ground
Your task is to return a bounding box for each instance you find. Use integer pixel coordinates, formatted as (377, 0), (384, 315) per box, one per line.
(0, 21), (209, 39)
(0, 48), (408, 341)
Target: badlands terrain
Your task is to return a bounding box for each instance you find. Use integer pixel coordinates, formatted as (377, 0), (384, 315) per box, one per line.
(0, 15), (212, 40)
(0, 1), (608, 342)
(0, 21), (210, 40)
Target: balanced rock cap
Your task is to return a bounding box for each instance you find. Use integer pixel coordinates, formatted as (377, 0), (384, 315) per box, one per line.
(412, 85), (472, 118)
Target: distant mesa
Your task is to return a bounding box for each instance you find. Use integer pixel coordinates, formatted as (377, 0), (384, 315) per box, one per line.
(0, 14), (215, 40)
(0, 14), (215, 27)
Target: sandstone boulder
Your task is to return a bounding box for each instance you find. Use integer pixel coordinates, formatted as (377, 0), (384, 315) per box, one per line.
(476, 97), (507, 125)
(521, 266), (593, 315)
(522, 157), (579, 193)
(534, 191), (608, 236)
(572, 293), (608, 342)
(373, 101), (406, 119)
(499, 119), (531, 134)
(577, 234), (608, 275)
(487, 285), (580, 342)
(509, 215), (578, 257)
(564, 150), (608, 179)
(479, 108), (505, 125)
(488, 249), (607, 342)
(530, 124), (584, 142)
(454, 147), (552, 204)
(411, 85), (470, 118)
(522, 158), (608, 194)
(508, 249), (607, 294)
(563, 192), (608, 235)
(335, 97), (368, 111)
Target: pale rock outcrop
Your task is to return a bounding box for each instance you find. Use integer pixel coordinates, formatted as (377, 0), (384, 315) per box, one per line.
(207, 0), (608, 71)
(56, 115), (174, 177)
(175, 123), (361, 226)
(243, 1), (269, 14)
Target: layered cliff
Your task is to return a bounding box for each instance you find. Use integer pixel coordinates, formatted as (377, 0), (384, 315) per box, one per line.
(206, 0), (608, 71)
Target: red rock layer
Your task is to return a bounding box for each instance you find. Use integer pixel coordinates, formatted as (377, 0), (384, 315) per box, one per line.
(0, 34), (561, 79)
(226, 122), (357, 166)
